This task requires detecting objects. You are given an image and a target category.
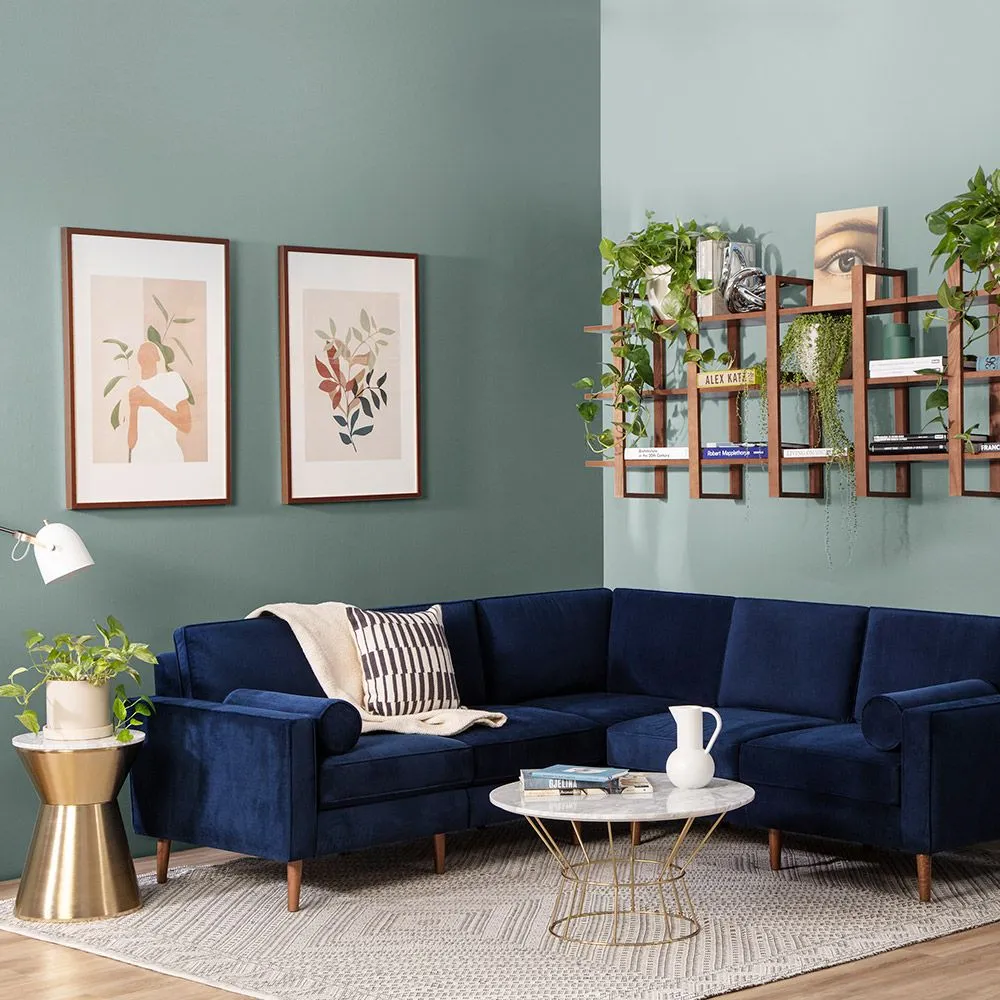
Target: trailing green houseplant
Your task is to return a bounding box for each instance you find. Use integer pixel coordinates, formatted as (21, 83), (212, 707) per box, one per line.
(0, 616), (156, 741)
(920, 166), (1000, 444)
(575, 213), (726, 451)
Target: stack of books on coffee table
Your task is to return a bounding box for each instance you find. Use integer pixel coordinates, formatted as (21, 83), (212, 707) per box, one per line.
(519, 765), (653, 798)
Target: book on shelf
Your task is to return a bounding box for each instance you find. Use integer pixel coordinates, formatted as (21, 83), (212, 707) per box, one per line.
(869, 355), (976, 377)
(623, 447), (689, 461)
(696, 239), (755, 316)
(701, 445), (837, 460)
(872, 433), (988, 443)
(519, 767), (652, 796)
(977, 355), (1000, 371)
(869, 442), (947, 455)
(971, 442), (1000, 453)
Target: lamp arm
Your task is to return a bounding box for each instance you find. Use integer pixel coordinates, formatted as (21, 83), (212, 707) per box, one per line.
(0, 525), (53, 550)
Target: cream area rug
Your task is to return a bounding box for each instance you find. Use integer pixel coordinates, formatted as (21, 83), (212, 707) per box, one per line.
(3, 823), (1000, 1000)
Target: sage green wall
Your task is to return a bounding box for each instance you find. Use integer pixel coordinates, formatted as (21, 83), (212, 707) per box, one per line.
(0, 0), (602, 879)
(601, 0), (1000, 610)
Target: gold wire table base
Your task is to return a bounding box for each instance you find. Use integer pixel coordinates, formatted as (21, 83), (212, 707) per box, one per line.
(525, 811), (727, 947)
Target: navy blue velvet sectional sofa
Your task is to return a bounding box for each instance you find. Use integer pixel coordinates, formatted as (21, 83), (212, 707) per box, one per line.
(131, 588), (1000, 910)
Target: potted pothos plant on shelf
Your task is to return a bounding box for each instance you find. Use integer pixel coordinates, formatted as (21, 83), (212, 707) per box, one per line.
(574, 212), (726, 452)
(0, 616), (156, 742)
(920, 165), (1000, 444)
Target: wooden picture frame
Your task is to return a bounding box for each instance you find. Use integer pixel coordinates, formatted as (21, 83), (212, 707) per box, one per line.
(62, 228), (231, 509)
(278, 246), (421, 503)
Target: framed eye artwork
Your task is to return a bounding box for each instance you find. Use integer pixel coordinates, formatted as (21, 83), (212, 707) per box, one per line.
(278, 246), (421, 503)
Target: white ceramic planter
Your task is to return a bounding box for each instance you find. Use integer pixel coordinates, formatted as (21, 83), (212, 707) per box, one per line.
(645, 264), (674, 322)
(793, 323), (852, 381)
(44, 680), (113, 741)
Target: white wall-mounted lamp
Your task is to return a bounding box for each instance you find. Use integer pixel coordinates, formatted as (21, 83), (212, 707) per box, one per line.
(1, 521), (94, 584)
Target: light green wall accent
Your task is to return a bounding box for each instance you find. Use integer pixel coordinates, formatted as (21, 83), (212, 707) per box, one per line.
(601, 0), (1000, 611)
(0, 1), (601, 879)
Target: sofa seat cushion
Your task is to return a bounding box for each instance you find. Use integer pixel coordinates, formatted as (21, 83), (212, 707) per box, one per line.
(607, 707), (831, 779)
(319, 732), (472, 809)
(449, 706), (604, 782)
(521, 692), (675, 727)
(741, 724), (900, 806)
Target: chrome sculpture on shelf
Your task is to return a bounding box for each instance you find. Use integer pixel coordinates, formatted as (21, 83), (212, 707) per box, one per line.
(721, 243), (766, 313)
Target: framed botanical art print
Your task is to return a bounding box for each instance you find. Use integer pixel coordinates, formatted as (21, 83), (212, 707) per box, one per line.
(62, 228), (231, 509)
(278, 246), (421, 503)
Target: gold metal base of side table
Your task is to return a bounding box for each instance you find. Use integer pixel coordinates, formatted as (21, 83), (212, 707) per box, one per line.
(526, 812), (726, 947)
(16, 802), (141, 921)
(14, 739), (142, 922)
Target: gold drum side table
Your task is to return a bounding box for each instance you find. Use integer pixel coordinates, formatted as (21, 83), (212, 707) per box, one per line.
(13, 731), (145, 921)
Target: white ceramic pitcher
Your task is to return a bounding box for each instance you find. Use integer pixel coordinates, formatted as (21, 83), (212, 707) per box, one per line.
(665, 705), (722, 789)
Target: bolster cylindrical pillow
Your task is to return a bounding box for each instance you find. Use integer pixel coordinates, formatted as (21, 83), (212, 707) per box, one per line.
(861, 679), (998, 750)
(224, 689), (362, 755)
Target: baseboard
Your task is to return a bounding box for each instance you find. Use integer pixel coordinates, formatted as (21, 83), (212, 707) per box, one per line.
(0, 845), (243, 902)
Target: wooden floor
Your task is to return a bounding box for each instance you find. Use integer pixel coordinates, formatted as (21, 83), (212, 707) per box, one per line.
(2, 849), (999, 1000)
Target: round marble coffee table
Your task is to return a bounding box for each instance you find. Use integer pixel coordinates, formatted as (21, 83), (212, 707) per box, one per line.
(490, 773), (754, 947)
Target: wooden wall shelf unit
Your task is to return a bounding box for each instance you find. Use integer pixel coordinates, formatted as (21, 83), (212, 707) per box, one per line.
(588, 259), (1000, 501)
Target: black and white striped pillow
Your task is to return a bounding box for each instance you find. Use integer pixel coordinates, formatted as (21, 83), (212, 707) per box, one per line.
(345, 604), (461, 716)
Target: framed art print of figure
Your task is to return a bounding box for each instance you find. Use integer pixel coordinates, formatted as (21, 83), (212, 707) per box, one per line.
(278, 246), (421, 503)
(62, 228), (230, 508)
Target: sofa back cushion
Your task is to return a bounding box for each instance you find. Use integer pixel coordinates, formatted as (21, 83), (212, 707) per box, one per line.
(477, 589), (612, 704)
(608, 589), (734, 704)
(380, 600), (486, 706)
(853, 607), (1000, 719)
(718, 597), (868, 721)
(174, 617), (324, 702)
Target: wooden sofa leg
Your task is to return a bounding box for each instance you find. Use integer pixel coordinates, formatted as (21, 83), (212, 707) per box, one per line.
(287, 860), (303, 912)
(768, 829), (782, 871)
(917, 853), (932, 902)
(631, 822), (641, 847)
(433, 833), (446, 874)
(156, 839), (171, 884)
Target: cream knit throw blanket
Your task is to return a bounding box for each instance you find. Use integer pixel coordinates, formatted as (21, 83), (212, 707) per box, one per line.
(246, 602), (507, 736)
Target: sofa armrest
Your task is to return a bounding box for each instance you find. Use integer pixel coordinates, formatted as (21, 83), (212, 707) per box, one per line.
(900, 693), (1000, 854)
(862, 678), (997, 750)
(131, 696), (318, 861)
(223, 688), (361, 755)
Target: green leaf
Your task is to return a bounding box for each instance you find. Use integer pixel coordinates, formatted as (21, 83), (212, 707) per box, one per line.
(103, 375), (125, 397)
(116, 729), (134, 742)
(339, 432), (352, 446)
(597, 429), (615, 448)
(24, 630), (44, 649)
(15, 710), (39, 734)
(146, 326), (162, 345)
(926, 388), (949, 410)
(171, 317), (195, 324)
(577, 401), (600, 423)
(113, 697), (126, 720)
(110, 400), (122, 430)
(0, 683), (27, 698)
(102, 338), (130, 352)
(134, 702), (152, 716)
(152, 294), (169, 323)
(573, 377), (594, 390)
(159, 342), (175, 367)
(701, 348), (716, 364)
(682, 349), (702, 364)
(360, 309), (371, 333)
(600, 286), (619, 306)
(354, 425), (373, 437)
(598, 237), (617, 262)
(170, 337), (194, 365)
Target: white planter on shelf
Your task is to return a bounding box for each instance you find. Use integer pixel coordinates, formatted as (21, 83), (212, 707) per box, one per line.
(44, 680), (113, 741)
(645, 264), (674, 322)
(792, 322), (853, 381)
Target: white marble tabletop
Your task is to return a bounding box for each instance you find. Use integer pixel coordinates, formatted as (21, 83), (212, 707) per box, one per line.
(490, 773), (754, 823)
(12, 731), (145, 752)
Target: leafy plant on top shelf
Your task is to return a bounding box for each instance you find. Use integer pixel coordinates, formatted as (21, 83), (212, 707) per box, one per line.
(574, 213), (726, 452)
(920, 166), (1000, 446)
